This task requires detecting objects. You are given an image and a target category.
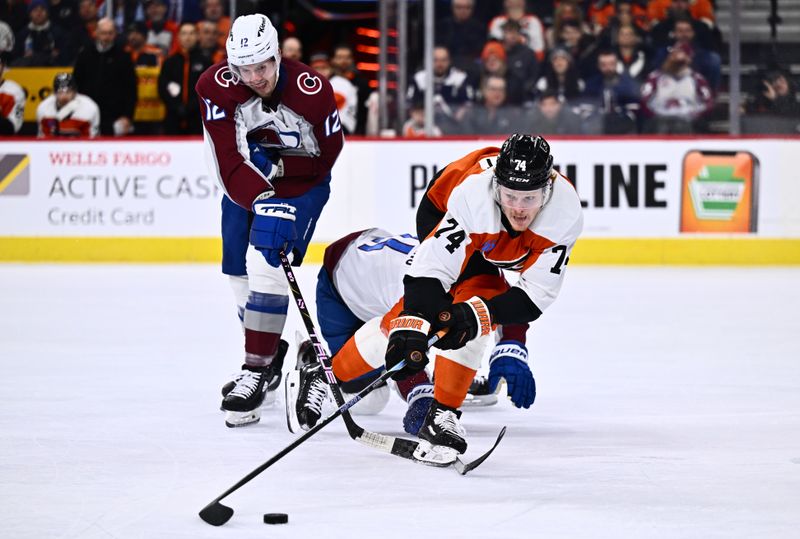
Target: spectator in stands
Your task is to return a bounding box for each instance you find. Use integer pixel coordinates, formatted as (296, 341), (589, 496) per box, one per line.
(459, 75), (521, 135)
(73, 0), (98, 52)
(309, 51), (359, 135)
(48, 0), (78, 35)
(651, 15), (720, 91)
(104, 0), (145, 35)
(590, 0), (648, 36)
(401, 97), (442, 138)
(583, 49), (640, 134)
(144, 0), (177, 56)
(535, 46), (585, 104)
(613, 23), (649, 82)
(435, 0), (485, 76)
(126, 21), (163, 66)
(36, 71), (100, 137)
(330, 43), (369, 134)
(158, 21), (208, 134)
(546, 0), (591, 49)
(647, 0), (714, 29)
(525, 90), (583, 134)
(649, 0), (714, 51)
(488, 0), (546, 62)
(640, 42), (713, 133)
(407, 45), (475, 134)
(280, 36), (302, 62)
(12, 0), (71, 65)
(479, 40), (507, 82)
(200, 0), (228, 50)
(554, 19), (598, 79)
(500, 19), (538, 106)
(746, 69), (800, 117)
(0, 51), (24, 134)
(595, 0), (649, 49)
(196, 19), (223, 64)
(73, 17), (137, 136)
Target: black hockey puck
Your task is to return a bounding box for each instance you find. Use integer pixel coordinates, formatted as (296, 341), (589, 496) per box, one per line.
(263, 513), (289, 525)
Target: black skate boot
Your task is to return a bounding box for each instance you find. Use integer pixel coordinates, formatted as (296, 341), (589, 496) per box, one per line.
(413, 399), (467, 466)
(284, 340), (330, 433)
(221, 339), (287, 398)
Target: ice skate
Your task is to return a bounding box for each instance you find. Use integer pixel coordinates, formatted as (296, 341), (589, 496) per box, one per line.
(221, 339), (287, 410)
(413, 399), (467, 466)
(284, 340), (330, 433)
(221, 341), (287, 427)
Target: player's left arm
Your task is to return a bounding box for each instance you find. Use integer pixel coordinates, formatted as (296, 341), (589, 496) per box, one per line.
(274, 80), (344, 197)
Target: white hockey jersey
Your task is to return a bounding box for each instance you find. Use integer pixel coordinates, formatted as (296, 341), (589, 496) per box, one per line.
(0, 77), (25, 134)
(327, 228), (419, 323)
(408, 162), (583, 315)
(36, 93), (100, 138)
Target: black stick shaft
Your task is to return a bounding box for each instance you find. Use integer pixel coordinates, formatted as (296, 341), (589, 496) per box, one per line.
(201, 363), (401, 510)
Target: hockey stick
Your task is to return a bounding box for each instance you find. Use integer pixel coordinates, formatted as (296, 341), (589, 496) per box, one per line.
(198, 360), (405, 526)
(279, 251), (505, 474)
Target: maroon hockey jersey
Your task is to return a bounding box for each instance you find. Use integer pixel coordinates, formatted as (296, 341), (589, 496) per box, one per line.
(195, 58), (344, 209)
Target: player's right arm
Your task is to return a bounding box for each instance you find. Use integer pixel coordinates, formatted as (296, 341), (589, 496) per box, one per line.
(195, 63), (276, 210)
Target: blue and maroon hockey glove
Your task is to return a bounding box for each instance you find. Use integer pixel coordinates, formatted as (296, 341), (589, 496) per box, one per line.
(487, 340), (536, 409)
(250, 196), (297, 267)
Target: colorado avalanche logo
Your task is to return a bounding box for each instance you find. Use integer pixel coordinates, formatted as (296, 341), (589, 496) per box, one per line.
(297, 72), (322, 95)
(483, 250), (532, 271)
(214, 66), (239, 88)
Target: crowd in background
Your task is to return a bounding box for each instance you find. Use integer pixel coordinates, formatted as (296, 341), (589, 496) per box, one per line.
(1, 0), (798, 138)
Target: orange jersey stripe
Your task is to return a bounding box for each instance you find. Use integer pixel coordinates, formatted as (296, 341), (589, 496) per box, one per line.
(332, 335), (377, 383)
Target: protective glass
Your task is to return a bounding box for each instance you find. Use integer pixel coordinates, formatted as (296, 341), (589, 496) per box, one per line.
(231, 57), (278, 84)
(494, 183), (546, 210)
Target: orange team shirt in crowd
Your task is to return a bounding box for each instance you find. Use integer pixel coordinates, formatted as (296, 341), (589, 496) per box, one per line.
(590, 2), (649, 30)
(647, 0), (715, 25)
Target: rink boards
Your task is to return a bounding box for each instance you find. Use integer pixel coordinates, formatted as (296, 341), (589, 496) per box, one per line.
(1, 137), (798, 264)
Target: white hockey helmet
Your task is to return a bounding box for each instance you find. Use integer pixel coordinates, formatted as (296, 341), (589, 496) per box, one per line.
(226, 14), (280, 78)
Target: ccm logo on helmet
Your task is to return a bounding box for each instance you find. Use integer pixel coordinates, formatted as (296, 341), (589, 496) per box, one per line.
(297, 73), (322, 95)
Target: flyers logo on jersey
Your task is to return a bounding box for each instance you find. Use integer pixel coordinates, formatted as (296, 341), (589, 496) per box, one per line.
(483, 249), (532, 271)
(297, 73), (322, 95)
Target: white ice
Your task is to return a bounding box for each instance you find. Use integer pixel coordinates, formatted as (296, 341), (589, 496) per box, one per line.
(1, 264), (799, 539)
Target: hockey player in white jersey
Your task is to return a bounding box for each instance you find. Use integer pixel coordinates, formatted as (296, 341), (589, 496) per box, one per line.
(286, 228), (436, 435)
(36, 72), (100, 138)
(321, 134), (583, 464)
(0, 52), (25, 135)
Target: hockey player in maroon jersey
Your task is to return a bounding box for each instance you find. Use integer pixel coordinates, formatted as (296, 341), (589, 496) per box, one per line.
(195, 13), (344, 427)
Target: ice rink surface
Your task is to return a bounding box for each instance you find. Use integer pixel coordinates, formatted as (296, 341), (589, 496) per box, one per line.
(1, 264), (799, 539)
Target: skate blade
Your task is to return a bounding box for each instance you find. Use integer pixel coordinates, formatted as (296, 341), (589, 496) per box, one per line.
(224, 410), (261, 428)
(412, 439), (460, 467)
(284, 370), (302, 433)
(461, 393), (498, 407)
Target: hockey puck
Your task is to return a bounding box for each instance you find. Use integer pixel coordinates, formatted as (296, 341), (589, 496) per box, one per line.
(263, 513), (289, 525)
